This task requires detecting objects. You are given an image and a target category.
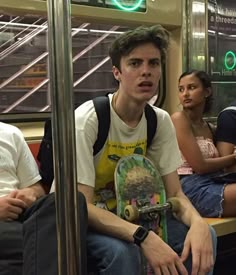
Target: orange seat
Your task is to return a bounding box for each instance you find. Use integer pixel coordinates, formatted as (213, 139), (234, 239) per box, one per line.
(28, 142), (40, 166)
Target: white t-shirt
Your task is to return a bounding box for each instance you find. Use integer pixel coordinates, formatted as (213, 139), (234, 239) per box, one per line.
(74, 94), (182, 209)
(0, 122), (41, 197)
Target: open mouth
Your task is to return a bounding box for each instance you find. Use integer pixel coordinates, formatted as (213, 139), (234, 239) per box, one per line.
(138, 81), (153, 87)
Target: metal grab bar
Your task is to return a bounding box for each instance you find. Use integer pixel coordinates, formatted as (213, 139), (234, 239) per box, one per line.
(47, 0), (82, 274)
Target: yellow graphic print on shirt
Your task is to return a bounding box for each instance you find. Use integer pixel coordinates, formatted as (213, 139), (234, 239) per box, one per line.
(94, 139), (147, 212)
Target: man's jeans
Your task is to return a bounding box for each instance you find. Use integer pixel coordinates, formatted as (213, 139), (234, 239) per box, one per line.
(87, 213), (217, 275)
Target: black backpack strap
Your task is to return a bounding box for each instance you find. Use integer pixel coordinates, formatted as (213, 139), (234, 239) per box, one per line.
(93, 96), (111, 155)
(37, 119), (54, 188)
(145, 104), (157, 148)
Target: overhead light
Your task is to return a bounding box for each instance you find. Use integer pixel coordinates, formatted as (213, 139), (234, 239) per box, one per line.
(192, 32), (205, 38)
(192, 2), (205, 13)
(0, 21), (123, 35)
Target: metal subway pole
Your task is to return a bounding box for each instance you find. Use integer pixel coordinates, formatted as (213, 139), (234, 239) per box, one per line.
(47, 1), (82, 275)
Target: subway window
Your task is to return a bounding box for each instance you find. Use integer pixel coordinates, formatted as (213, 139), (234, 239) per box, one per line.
(208, 0), (236, 115)
(0, 15), (163, 119)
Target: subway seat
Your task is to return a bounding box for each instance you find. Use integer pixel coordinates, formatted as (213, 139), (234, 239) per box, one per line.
(204, 217), (236, 237)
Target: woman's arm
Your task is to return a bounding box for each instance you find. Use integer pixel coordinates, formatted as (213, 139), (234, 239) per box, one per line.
(217, 141), (236, 172)
(171, 112), (236, 174)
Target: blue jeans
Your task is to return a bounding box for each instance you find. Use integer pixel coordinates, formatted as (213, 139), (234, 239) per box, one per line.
(87, 214), (217, 275)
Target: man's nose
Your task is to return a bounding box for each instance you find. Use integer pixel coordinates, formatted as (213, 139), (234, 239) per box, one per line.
(141, 64), (151, 76)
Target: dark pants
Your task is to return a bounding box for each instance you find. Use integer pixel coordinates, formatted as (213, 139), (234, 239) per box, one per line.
(0, 221), (23, 275)
(23, 192), (88, 275)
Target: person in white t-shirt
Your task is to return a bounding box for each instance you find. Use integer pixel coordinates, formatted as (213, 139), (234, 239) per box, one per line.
(75, 25), (216, 275)
(0, 122), (45, 275)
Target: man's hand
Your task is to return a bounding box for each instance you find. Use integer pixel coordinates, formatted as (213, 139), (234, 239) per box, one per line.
(141, 230), (188, 275)
(0, 191), (27, 221)
(14, 188), (38, 208)
(14, 182), (45, 208)
(162, 172), (215, 274)
(181, 220), (214, 275)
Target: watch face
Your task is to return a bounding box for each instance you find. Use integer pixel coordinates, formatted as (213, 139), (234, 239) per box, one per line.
(133, 226), (149, 245)
(135, 227), (147, 239)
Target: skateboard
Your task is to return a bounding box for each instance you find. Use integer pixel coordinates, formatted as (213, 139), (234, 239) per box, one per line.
(114, 154), (179, 274)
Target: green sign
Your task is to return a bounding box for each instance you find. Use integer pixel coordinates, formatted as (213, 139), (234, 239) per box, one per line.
(72, 0), (146, 12)
(112, 0), (144, 11)
(224, 51), (236, 70)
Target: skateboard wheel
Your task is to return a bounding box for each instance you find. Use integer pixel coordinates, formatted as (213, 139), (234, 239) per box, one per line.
(124, 205), (139, 221)
(167, 197), (180, 212)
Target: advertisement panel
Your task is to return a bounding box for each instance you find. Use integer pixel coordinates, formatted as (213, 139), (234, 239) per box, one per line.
(208, 0), (236, 80)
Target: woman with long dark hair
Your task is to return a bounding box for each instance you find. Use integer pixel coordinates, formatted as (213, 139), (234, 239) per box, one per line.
(172, 70), (236, 217)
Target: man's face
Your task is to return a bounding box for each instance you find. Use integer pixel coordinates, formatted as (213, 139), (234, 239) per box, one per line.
(112, 43), (162, 103)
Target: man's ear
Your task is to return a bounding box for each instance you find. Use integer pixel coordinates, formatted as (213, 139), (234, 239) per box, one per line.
(112, 66), (121, 81)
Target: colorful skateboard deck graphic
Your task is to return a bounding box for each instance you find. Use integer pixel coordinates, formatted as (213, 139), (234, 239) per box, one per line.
(114, 154), (168, 274)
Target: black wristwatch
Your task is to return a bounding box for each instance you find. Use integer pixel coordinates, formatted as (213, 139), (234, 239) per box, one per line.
(133, 226), (149, 246)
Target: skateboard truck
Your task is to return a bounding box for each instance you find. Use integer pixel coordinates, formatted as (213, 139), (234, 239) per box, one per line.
(124, 197), (180, 222)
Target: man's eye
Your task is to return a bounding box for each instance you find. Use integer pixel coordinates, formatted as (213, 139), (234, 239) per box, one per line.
(130, 61), (139, 67)
(150, 60), (160, 66)
(178, 87), (184, 92)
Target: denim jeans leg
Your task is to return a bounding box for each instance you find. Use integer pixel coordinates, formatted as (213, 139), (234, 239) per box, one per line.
(167, 213), (217, 275)
(87, 231), (141, 275)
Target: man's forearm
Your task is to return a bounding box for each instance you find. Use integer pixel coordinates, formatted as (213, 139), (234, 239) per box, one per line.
(217, 141), (236, 172)
(87, 203), (138, 242)
(162, 171), (204, 227)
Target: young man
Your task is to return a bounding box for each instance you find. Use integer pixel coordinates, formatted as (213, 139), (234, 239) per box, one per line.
(75, 25), (216, 274)
(216, 101), (236, 172)
(23, 25), (216, 275)
(0, 122), (45, 275)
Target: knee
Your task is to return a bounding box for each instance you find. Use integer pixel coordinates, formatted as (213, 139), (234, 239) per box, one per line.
(106, 240), (140, 272)
(113, 241), (139, 259)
